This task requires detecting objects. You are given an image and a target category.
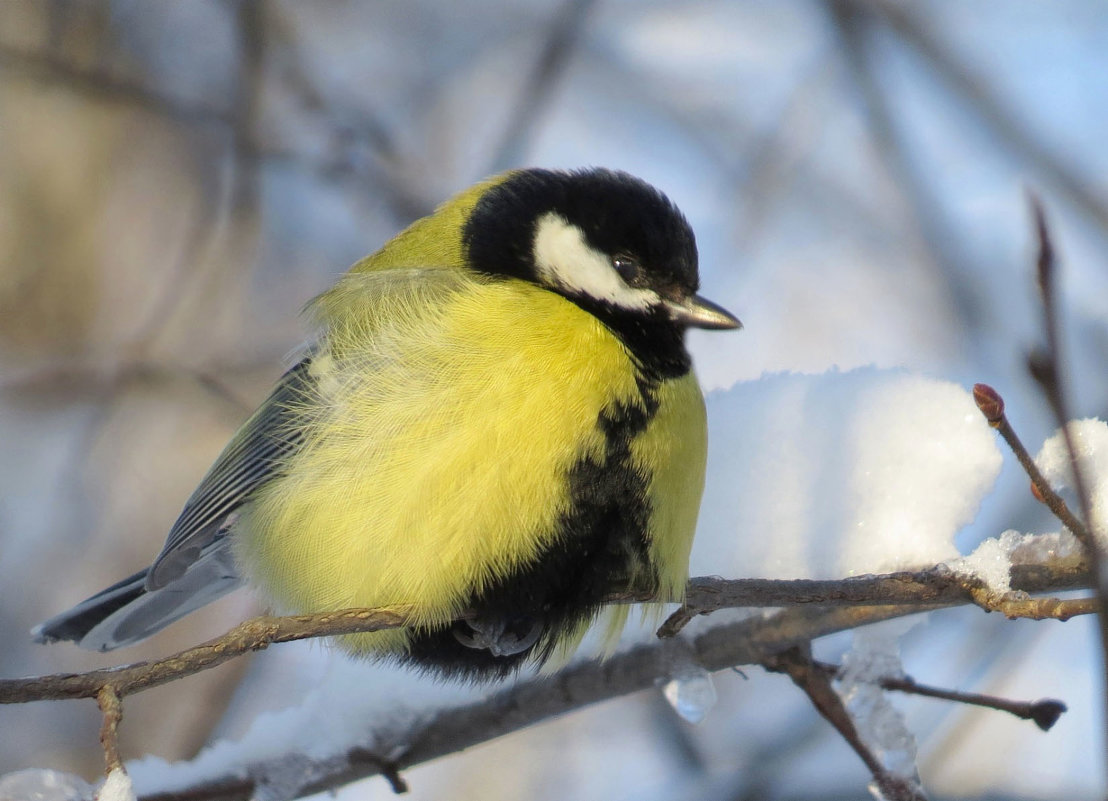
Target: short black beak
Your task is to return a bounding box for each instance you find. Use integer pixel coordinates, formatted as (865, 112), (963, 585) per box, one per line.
(664, 294), (742, 330)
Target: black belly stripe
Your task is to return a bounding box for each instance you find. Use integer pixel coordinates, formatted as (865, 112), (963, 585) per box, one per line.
(400, 379), (663, 680)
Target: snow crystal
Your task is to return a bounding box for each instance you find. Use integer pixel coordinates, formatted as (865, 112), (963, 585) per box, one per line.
(951, 530), (1024, 592)
(951, 529), (1084, 592)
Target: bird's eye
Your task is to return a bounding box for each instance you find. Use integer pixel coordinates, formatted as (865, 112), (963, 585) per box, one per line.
(612, 254), (642, 285)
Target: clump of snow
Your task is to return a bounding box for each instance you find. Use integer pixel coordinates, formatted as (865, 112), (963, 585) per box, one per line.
(693, 369), (1002, 580)
(1034, 418), (1108, 541)
(1009, 530), (1083, 565)
(127, 652), (479, 797)
(951, 530), (1024, 592)
(839, 375), (1002, 574)
(95, 771), (134, 801)
(0, 769), (93, 801)
(838, 620), (920, 788)
(251, 753), (349, 801)
(946, 419), (1099, 592)
(950, 530), (1084, 592)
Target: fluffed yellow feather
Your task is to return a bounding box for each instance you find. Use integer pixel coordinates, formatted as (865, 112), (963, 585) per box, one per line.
(236, 267), (706, 656)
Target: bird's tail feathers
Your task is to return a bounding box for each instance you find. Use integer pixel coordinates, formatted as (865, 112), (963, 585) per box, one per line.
(33, 539), (244, 652)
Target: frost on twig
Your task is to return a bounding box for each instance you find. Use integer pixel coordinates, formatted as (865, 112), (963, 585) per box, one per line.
(763, 644), (926, 801)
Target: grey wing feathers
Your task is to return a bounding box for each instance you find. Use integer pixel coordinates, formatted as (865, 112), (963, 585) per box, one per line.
(33, 534), (244, 651)
(33, 270), (466, 651)
(33, 358), (317, 650)
(146, 358), (315, 590)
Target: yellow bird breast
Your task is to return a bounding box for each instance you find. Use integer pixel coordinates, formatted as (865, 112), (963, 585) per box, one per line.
(234, 272), (707, 655)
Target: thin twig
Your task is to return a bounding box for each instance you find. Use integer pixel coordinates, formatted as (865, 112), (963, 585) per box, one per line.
(2, 608), (409, 704)
(764, 647), (927, 801)
(97, 685), (125, 775)
(967, 587), (1096, 622)
(973, 196), (1108, 772)
(1023, 193), (1108, 770)
(970, 383), (1090, 539)
(1027, 197), (1100, 548)
(811, 660), (1067, 731)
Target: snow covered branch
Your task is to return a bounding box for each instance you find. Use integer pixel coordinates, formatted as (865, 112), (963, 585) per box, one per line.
(127, 602), (1028, 801)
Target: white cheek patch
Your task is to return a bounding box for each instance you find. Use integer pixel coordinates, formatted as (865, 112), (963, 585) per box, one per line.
(532, 213), (658, 311)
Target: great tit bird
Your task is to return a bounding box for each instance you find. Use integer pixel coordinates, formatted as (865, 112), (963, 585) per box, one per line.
(34, 168), (740, 680)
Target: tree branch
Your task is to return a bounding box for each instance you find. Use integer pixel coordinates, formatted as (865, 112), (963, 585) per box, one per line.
(6, 563), (1081, 800)
(966, 587), (1095, 622)
(97, 685), (125, 775)
(1, 608), (409, 704)
(658, 557), (1090, 636)
(3, 558), (1090, 707)
(137, 603), (943, 801)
